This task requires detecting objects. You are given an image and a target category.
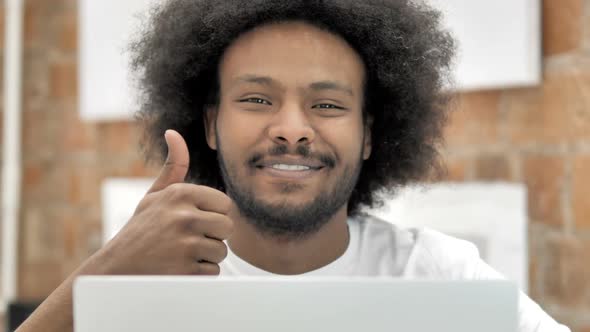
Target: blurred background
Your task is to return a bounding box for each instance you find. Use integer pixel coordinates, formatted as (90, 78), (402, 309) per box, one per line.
(0, 0), (589, 331)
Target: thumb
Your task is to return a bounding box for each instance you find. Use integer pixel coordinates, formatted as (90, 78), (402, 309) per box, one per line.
(147, 129), (190, 193)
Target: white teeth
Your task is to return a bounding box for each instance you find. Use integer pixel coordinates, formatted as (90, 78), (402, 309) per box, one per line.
(271, 164), (311, 171)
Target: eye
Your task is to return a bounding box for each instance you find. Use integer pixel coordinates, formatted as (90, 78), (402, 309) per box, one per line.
(239, 97), (272, 105)
(312, 104), (345, 110)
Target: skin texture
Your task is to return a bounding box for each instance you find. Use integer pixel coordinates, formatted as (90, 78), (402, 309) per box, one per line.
(207, 22), (371, 273)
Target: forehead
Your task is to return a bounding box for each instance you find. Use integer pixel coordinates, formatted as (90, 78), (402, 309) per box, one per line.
(218, 21), (365, 92)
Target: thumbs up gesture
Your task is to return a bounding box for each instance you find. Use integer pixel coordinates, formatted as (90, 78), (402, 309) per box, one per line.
(88, 130), (234, 275)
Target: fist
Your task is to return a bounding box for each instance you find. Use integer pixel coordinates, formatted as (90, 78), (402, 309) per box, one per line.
(91, 130), (234, 275)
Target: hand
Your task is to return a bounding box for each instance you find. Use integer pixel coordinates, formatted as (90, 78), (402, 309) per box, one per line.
(89, 130), (234, 275)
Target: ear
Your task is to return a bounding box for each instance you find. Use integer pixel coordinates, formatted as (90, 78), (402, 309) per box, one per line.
(203, 106), (218, 150)
(362, 115), (372, 160)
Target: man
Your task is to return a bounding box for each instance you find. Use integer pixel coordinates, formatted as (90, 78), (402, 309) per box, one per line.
(18, 0), (569, 331)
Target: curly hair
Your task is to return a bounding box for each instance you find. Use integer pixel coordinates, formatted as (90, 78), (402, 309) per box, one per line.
(130, 0), (455, 215)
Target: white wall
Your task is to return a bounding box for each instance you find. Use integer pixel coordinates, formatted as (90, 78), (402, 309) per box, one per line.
(79, 0), (541, 120)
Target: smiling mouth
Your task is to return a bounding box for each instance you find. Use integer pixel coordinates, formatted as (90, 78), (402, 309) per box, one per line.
(262, 164), (323, 171)
(255, 163), (325, 179)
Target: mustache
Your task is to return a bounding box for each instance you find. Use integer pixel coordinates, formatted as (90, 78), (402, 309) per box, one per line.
(248, 144), (336, 168)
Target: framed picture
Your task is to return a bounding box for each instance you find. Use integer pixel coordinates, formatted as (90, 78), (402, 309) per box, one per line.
(367, 182), (528, 292)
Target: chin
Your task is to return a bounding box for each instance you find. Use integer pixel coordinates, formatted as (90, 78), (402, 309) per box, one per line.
(254, 193), (316, 208)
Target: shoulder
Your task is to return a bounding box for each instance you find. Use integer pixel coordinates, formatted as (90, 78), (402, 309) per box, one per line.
(353, 215), (571, 331)
(351, 213), (419, 249)
(409, 227), (485, 279)
(353, 213), (486, 279)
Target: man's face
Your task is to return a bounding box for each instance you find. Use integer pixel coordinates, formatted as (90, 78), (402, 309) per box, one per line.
(205, 22), (371, 238)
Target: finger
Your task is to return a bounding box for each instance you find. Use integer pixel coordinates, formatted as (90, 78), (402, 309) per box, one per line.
(193, 185), (233, 215)
(148, 129), (190, 194)
(190, 237), (228, 264)
(190, 262), (221, 276)
(166, 184), (233, 215)
(192, 210), (234, 241)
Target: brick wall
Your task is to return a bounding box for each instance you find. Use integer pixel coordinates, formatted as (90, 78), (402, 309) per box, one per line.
(0, 0), (588, 330)
(442, 1), (590, 329)
(10, 0), (158, 299)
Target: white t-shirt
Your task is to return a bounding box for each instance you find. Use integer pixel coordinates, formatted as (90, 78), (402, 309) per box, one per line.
(220, 213), (570, 332)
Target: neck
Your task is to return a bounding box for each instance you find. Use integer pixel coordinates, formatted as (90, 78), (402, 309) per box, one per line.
(227, 206), (350, 275)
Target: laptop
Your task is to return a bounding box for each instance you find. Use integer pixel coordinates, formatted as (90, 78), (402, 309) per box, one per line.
(74, 276), (517, 332)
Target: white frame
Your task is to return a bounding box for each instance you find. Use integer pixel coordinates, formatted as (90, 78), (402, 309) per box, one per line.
(367, 182), (528, 292)
(427, 0), (541, 90)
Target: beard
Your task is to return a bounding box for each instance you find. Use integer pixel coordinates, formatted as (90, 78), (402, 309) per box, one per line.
(217, 139), (363, 241)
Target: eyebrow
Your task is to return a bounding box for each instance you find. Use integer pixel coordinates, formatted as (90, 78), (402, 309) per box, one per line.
(236, 74), (277, 87)
(233, 74), (354, 96)
(309, 81), (354, 96)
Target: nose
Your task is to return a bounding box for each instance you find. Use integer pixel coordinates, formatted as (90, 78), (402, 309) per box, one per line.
(267, 104), (316, 146)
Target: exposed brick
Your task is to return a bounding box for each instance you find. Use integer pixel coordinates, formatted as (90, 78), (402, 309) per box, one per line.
(57, 10), (77, 53)
(99, 160), (147, 180)
(585, 0), (590, 54)
(63, 214), (78, 259)
(573, 155), (590, 229)
(0, 6), (5, 49)
(18, 261), (64, 301)
(22, 160), (68, 206)
(23, 3), (38, 47)
(129, 158), (159, 178)
(61, 209), (93, 261)
(21, 207), (94, 288)
(23, 0), (69, 49)
(543, 235), (590, 307)
(23, 164), (43, 193)
(49, 62), (77, 101)
(66, 164), (101, 206)
(68, 172), (81, 205)
(22, 208), (65, 263)
(22, 111), (53, 157)
(74, 215), (104, 261)
(528, 254), (541, 301)
(24, 2), (60, 43)
(439, 157), (469, 182)
(97, 121), (138, 154)
(543, 0), (583, 55)
(474, 154), (511, 181)
(22, 52), (50, 108)
(504, 69), (590, 145)
(523, 155), (565, 226)
(527, 229), (546, 302)
(59, 108), (98, 153)
(60, 209), (102, 270)
(443, 91), (501, 147)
